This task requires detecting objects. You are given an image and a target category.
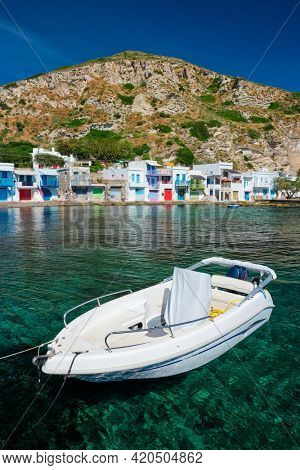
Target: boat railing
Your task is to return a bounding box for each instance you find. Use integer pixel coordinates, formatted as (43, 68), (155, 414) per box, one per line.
(63, 289), (133, 328)
(104, 315), (211, 352)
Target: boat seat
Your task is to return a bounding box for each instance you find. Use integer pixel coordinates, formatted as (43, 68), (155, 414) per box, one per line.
(212, 275), (254, 295)
(211, 288), (243, 310)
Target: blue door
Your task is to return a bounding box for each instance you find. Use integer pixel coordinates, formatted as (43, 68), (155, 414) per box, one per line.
(0, 188), (7, 201)
(135, 188), (145, 201)
(42, 188), (52, 201)
(177, 189), (185, 201)
(244, 192), (250, 201)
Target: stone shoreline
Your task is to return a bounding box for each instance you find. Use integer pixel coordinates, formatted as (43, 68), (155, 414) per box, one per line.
(1, 199), (300, 209)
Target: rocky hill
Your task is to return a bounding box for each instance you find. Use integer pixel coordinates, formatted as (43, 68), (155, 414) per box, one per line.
(0, 50), (299, 171)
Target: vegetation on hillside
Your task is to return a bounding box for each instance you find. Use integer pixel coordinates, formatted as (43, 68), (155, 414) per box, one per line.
(56, 129), (134, 163)
(0, 141), (33, 167)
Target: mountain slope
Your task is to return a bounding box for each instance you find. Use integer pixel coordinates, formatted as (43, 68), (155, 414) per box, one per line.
(0, 50), (299, 171)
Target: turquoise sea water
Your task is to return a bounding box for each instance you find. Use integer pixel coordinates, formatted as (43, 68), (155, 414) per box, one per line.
(0, 205), (299, 450)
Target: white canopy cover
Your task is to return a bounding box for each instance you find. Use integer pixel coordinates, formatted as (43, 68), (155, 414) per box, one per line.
(165, 268), (211, 326)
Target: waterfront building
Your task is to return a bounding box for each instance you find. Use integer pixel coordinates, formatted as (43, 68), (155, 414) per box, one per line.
(172, 166), (190, 201)
(37, 169), (59, 201)
(189, 169), (206, 201)
(102, 166), (127, 202)
(0, 163), (15, 202)
(159, 167), (173, 201)
(126, 161), (148, 202)
(70, 166), (91, 201)
(146, 161), (161, 202)
(221, 169), (244, 202)
(14, 168), (39, 202)
(251, 168), (279, 200)
(193, 162), (233, 201)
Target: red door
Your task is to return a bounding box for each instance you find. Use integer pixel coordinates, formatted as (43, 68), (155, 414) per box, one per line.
(19, 189), (32, 201)
(164, 189), (172, 201)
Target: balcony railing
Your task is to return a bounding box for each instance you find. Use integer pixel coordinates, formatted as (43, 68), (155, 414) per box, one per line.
(71, 177), (90, 187)
(175, 179), (189, 187)
(147, 170), (160, 177)
(16, 181), (38, 188)
(148, 182), (160, 190)
(41, 177), (58, 188)
(0, 176), (14, 187)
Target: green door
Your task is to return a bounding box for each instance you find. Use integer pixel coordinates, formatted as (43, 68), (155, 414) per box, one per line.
(93, 187), (104, 200)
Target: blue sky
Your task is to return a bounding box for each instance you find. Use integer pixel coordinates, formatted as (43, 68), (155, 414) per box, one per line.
(0, 0), (299, 90)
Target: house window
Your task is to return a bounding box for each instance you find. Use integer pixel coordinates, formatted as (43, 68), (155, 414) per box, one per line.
(131, 174), (135, 182)
(2, 171), (8, 178)
(210, 189), (213, 196)
(207, 177), (213, 185)
(136, 174), (140, 183)
(182, 174), (186, 182)
(215, 178), (220, 185)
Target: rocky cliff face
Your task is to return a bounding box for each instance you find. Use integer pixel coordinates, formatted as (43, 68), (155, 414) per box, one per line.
(0, 51), (299, 171)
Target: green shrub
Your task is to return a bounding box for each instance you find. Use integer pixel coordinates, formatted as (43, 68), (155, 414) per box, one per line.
(249, 115), (270, 123)
(150, 98), (158, 108)
(35, 153), (65, 167)
(123, 83), (135, 91)
(56, 129), (134, 163)
(291, 92), (300, 99)
(159, 112), (169, 118)
(16, 121), (25, 132)
(86, 129), (122, 140)
(0, 101), (10, 111)
(0, 140), (34, 167)
(117, 93), (134, 105)
(19, 98), (26, 106)
(154, 124), (172, 133)
(222, 100), (234, 107)
(247, 162), (254, 169)
(114, 113), (121, 119)
(175, 146), (195, 166)
(248, 129), (260, 140)
(182, 121), (211, 141)
(207, 119), (222, 128)
(133, 143), (150, 156)
(66, 118), (87, 128)
(264, 123), (275, 132)
(207, 77), (221, 93)
(268, 101), (281, 110)
(217, 109), (247, 122)
(3, 82), (17, 89)
(154, 69), (163, 75)
(199, 94), (216, 103)
(178, 84), (185, 92)
(284, 105), (300, 115)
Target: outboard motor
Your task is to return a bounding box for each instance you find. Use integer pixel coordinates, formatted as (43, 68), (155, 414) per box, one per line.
(226, 265), (249, 281)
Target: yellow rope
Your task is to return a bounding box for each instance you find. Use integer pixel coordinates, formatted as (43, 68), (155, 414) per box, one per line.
(210, 299), (241, 319)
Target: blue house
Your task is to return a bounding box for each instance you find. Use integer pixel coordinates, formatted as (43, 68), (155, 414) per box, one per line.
(38, 169), (59, 200)
(0, 163), (15, 201)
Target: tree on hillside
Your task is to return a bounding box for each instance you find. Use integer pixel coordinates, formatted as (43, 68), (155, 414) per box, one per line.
(175, 146), (195, 166)
(56, 130), (134, 163)
(273, 173), (300, 199)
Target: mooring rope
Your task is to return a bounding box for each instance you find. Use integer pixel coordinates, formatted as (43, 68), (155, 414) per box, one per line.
(31, 352), (82, 430)
(0, 340), (52, 361)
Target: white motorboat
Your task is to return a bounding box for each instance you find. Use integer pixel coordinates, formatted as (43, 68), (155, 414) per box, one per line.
(33, 257), (276, 382)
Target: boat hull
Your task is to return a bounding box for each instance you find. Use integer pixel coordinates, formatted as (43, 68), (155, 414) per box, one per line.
(74, 307), (273, 382)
